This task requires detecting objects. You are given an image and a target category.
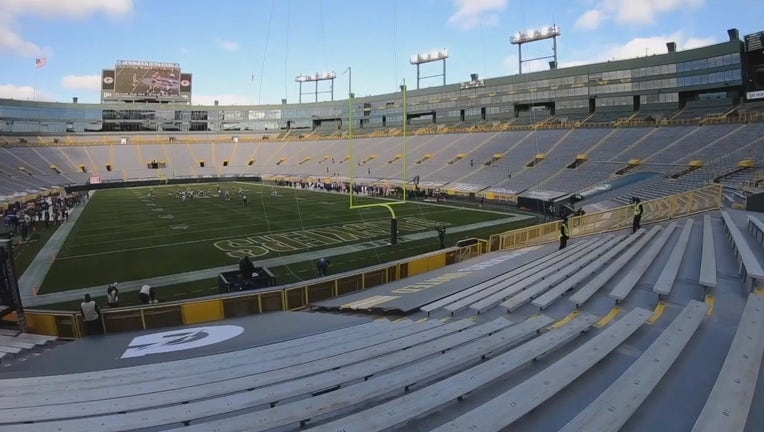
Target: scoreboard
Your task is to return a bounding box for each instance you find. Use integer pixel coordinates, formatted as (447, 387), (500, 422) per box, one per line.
(744, 31), (764, 100)
(101, 60), (191, 104)
(745, 31), (763, 52)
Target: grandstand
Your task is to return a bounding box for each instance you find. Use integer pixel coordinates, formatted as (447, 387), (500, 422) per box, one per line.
(1, 27), (764, 432)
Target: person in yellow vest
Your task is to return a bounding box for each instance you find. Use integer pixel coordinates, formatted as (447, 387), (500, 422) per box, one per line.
(80, 294), (101, 336)
(559, 216), (570, 250)
(632, 197), (644, 233)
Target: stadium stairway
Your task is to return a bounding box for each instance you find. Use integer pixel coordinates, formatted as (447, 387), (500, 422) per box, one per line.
(0, 329), (62, 368)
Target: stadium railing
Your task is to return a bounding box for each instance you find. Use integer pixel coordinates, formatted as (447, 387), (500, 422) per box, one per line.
(21, 186), (719, 338)
(488, 183), (722, 252)
(23, 241), (487, 338)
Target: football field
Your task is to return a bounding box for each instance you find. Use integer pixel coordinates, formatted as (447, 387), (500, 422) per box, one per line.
(37, 182), (534, 300)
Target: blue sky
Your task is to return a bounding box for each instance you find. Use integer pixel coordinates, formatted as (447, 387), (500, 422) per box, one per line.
(0, 0), (760, 105)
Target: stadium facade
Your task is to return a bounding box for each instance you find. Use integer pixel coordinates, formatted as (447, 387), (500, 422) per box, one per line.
(0, 30), (754, 134)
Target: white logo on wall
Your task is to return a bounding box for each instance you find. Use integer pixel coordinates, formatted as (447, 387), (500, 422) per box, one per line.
(181, 79), (191, 87)
(120, 325), (243, 359)
(103, 76), (114, 84)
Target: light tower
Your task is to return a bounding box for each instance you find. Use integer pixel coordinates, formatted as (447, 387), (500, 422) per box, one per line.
(295, 71), (337, 103)
(509, 25), (561, 74)
(409, 49), (449, 89)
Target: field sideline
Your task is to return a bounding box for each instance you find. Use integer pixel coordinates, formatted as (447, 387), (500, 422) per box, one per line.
(36, 182), (533, 299)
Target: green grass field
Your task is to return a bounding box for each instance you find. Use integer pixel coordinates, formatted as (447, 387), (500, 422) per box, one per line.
(37, 182), (535, 302)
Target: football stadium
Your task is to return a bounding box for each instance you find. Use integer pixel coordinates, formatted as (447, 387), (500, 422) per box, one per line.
(0, 16), (763, 432)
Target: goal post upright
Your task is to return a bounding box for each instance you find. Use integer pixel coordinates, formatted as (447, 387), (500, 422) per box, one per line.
(347, 80), (409, 245)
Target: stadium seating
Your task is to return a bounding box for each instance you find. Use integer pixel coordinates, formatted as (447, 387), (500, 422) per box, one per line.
(2, 209), (764, 431)
(1, 121), (762, 210)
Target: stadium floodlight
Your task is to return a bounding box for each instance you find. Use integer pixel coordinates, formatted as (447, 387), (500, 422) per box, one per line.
(294, 71), (336, 82)
(409, 49), (449, 90)
(295, 71), (337, 103)
(409, 49), (449, 65)
(509, 25), (561, 74)
(509, 25), (560, 44)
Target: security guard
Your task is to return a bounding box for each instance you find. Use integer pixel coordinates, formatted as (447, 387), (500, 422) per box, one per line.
(632, 197), (644, 233)
(559, 216), (570, 250)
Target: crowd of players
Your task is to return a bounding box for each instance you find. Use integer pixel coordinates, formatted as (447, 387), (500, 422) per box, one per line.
(148, 185), (257, 206)
(1, 192), (86, 243)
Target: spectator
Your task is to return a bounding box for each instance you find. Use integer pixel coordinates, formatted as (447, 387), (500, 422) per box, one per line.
(632, 197), (644, 233)
(106, 282), (119, 308)
(139, 284), (157, 304)
(559, 216), (570, 250)
(80, 294), (101, 335)
(316, 257), (331, 277)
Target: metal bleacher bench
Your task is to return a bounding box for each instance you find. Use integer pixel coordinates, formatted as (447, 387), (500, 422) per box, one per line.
(560, 300), (708, 432)
(720, 211), (764, 290)
(748, 215), (764, 246)
(569, 226), (661, 308)
(0, 336), (36, 350)
(533, 230), (646, 310)
(699, 215), (717, 289)
(308, 314), (597, 432)
(0, 320), (431, 405)
(158, 317), (555, 432)
(0, 319), (498, 429)
(462, 239), (605, 313)
(691, 293), (764, 432)
(460, 240), (600, 314)
(430, 308), (652, 431)
(653, 219), (694, 296)
(500, 235), (624, 312)
(609, 223), (677, 302)
(420, 241), (589, 315)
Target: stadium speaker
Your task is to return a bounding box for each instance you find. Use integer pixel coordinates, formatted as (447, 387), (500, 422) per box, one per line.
(72, 97), (78, 103)
(727, 28), (739, 41)
(106, 164), (112, 172)
(666, 42), (676, 53)
(223, 160), (229, 167)
(199, 161), (205, 168)
(470, 73), (479, 81)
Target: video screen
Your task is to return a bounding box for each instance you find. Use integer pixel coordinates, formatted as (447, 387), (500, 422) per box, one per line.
(114, 66), (181, 97)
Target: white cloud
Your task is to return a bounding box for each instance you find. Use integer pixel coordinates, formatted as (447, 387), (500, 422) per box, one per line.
(575, 0), (705, 30)
(575, 9), (606, 30)
(560, 31), (718, 67)
(61, 74), (101, 91)
(601, 32), (717, 60)
(0, 83), (54, 101)
(0, 0), (133, 19)
(217, 39), (240, 52)
(0, 18), (42, 56)
(0, 0), (133, 56)
(193, 94), (254, 106)
(448, 0), (507, 31)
